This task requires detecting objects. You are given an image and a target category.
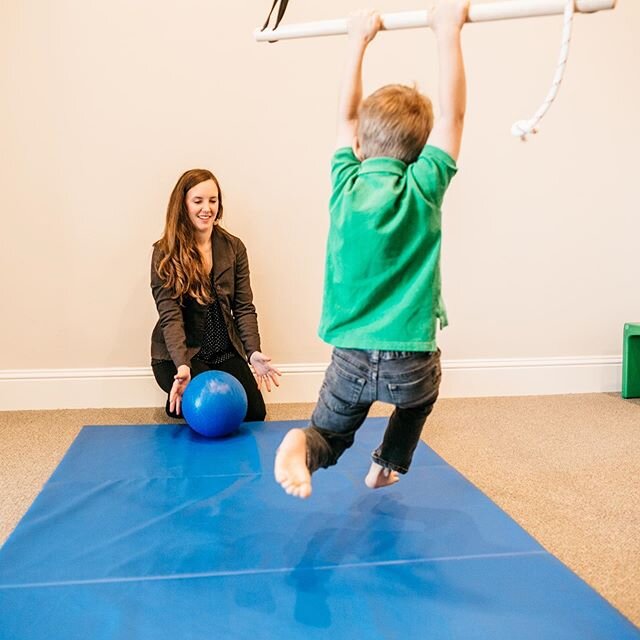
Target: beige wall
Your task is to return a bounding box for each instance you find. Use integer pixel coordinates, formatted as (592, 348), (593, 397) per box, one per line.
(1, 1), (637, 377)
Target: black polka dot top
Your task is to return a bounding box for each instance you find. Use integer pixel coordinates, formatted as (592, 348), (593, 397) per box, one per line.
(196, 277), (235, 365)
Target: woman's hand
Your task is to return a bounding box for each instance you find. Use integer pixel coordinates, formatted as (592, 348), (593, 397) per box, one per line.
(169, 364), (191, 416)
(250, 351), (282, 392)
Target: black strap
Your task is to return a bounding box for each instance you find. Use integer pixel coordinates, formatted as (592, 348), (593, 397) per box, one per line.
(261, 0), (291, 32)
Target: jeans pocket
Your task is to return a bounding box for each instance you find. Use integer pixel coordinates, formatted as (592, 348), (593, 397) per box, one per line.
(387, 363), (441, 408)
(320, 358), (367, 412)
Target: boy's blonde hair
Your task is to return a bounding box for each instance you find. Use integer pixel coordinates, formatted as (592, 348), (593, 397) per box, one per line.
(357, 84), (434, 164)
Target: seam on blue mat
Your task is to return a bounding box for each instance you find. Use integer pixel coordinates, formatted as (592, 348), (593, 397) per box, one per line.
(0, 550), (548, 590)
(47, 465), (450, 485)
(47, 472), (264, 484)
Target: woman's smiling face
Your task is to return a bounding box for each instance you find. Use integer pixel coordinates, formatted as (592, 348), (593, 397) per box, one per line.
(185, 179), (219, 234)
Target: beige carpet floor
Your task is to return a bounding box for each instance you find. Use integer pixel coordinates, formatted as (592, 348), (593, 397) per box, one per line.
(0, 393), (638, 627)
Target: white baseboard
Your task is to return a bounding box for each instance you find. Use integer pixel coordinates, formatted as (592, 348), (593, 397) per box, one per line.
(439, 355), (622, 399)
(0, 356), (622, 411)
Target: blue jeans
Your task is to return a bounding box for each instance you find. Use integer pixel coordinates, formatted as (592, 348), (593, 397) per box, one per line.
(305, 348), (441, 474)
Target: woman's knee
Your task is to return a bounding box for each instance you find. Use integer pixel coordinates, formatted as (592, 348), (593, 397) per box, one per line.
(164, 397), (182, 420)
(245, 392), (266, 421)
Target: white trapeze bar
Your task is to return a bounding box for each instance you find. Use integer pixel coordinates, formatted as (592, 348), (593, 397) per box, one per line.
(255, 0), (617, 42)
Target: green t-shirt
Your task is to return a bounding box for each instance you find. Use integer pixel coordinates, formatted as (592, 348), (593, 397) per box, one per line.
(318, 145), (457, 351)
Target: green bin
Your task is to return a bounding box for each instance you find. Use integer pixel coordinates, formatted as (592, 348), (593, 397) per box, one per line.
(622, 323), (640, 399)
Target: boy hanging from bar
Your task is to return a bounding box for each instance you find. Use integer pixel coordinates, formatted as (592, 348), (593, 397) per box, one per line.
(275, 0), (470, 498)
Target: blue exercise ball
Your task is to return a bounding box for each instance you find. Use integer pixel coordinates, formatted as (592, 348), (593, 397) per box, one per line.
(182, 370), (248, 438)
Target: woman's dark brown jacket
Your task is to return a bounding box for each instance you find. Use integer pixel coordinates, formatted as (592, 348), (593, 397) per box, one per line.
(150, 226), (261, 368)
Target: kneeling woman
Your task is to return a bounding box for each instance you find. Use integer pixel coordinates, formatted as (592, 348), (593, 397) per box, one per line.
(150, 168), (280, 420)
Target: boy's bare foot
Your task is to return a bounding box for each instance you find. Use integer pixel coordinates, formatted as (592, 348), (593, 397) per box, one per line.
(364, 461), (400, 489)
(274, 429), (312, 499)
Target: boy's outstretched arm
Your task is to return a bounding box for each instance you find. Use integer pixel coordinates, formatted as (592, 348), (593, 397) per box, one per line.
(336, 11), (382, 151)
(427, 0), (469, 162)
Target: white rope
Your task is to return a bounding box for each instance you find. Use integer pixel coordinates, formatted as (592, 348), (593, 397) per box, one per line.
(511, 0), (576, 140)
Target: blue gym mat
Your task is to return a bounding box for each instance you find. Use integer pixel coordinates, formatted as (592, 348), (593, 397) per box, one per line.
(0, 419), (637, 639)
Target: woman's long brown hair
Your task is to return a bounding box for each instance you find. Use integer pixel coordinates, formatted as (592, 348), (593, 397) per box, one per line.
(154, 169), (223, 305)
